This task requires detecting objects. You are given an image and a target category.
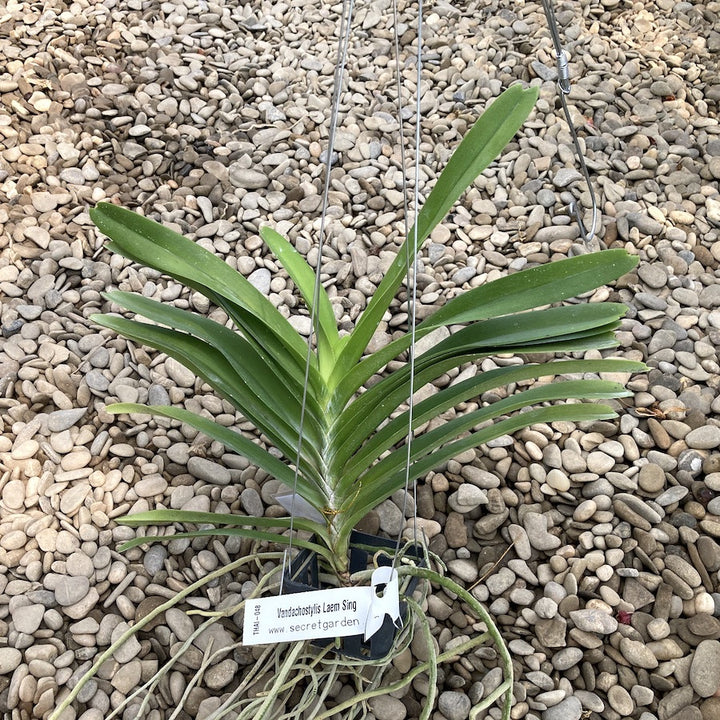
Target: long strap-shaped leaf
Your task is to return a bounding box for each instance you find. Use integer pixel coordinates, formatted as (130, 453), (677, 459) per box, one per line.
(421, 249), (637, 328)
(421, 304), (626, 359)
(329, 327), (623, 463)
(328, 302), (626, 422)
(118, 528), (335, 564)
(330, 358), (645, 483)
(327, 251), (634, 412)
(331, 84), (539, 383)
(338, 402), (617, 534)
(90, 203), (316, 382)
(119, 510), (331, 547)
(260, 227), (341, 379)
(101, 291), (323, 430)
(94, 315), (325, 469)
(99, 243), (315, 392)
(348, 379), (629, 492)
(105, 403), (329, 510)
(200, 288), (323, 395)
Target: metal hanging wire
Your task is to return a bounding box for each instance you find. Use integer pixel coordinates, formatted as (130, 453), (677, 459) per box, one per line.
(280, 0), (356, 593)
(392, 0), (423, 567)
(281, 0), (425, 586)
(540, 0), (600, 244)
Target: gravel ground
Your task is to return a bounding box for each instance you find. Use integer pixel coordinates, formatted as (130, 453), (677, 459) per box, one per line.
(1, 0), (720, 718)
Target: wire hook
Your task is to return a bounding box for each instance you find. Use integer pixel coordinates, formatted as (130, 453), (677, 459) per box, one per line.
(540, 0), (599, 245)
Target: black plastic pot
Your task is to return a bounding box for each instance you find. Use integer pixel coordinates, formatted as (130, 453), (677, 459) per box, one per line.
(282, 529), (424, 659)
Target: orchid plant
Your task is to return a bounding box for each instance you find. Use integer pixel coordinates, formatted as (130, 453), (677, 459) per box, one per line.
(89, 84), (641, 582)
(49, 83), (646, 720)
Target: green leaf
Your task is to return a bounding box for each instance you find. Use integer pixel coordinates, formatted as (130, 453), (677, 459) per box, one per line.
(327, 251), (635, 411)
(328, 302), (626, 427)
(118, 509), (319, 531)
(118, 527), (334, 563)
(331, 359), (645, 485)
(90, 203), (316, 384)
(93, 315), (324, 468)
(105, 403), (330, 510)
(422, 249), (638, 328)
(334, 84), (538, 381)
(101, 291), (323, 430)
(118, 509), (331, 547)
(426, 303), (627, 358)
(260, 226), (340, 378)
(349, 379), (629, 494)
(339, 402), (618, 533)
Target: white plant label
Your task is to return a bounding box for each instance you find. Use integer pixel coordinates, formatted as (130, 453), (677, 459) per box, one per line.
(243, 567), (401, 646)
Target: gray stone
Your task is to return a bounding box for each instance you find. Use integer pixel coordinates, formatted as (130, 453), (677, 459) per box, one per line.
(686, 426), (720, 450)
(0, 647), (22, 674)
(620, 637), (659, 669)
(569, 609), (618, 634)
(110, 659), (142, 694)
(523, 512), (561, 551)
(638, 464), (665, 493)
(12, 604), (45, 634)
(448, 559), (479, 583)
(552, 647), (583, 670)
(543, 696), (582, 720)
(638, 263), (668, 288)
(690, 640), (720, 697)
(248, 268), (271, 294)
(665, 554), (701, 587)
(54, 576), (90, 606)
(187, 457), (232, 485)
(148, 384), (171, 406)
(205, 659), (238, 690)
(438, 691), (471, 720)
(47, 408), (87, 432)
(608, 685), (634, 716)
(166, 608), (196, 642)
(368, 695), (408, 720)
(111, 623), (142, 663)
(448, 484), (487, 512)
(553, 168), (583, 187)
(143, 545), (168, 576)
(485, 567), (516, 596)
(229, 165), (269, 189)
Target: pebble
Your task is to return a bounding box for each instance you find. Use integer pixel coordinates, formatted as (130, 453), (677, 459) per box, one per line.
(690, 640), (720, 697)
(437, 691), (471, 720)
(187, 457), (232, 485)
(620, 638), (659, 669)
(111, 659), (142, 694)
(0, 648), (22, 673)
(205, 659), (239, 690)
(686, 426), (720, 450)
(54, 576), (90, 606)
(543, 696), (582, 720)
(608, 685), (634, 716)
(638, 463), (666, 493)
(111, 623), (142, 663)
(12, 604), (45, 634)
(552, 647), (583, 670)
(448, 483), (486, 512)
(523, 512), (561, 551)
(569, 609), (618, 634)
(47, 408), (87, 432)
(0, 3), (717, 717)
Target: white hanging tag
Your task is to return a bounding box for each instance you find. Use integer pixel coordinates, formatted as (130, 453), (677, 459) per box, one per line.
(244, 585), (372, 646)
(243, 567), (402, 646)
(364, 566), (402, 641)
(275, 493), (326, 524)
